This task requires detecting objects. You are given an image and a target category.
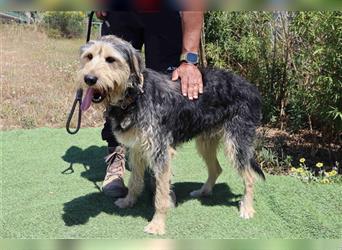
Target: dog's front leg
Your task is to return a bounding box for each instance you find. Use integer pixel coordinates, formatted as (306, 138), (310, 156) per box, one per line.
(144, 157), (171, 235)
(115, 149), (146, 208)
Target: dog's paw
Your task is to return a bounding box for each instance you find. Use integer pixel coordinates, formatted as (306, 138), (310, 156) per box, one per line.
(144, 221), (165, 235)
(114, 197), (134, 209)
(190, 189), (212, 198)
(239, 200), (255, 219)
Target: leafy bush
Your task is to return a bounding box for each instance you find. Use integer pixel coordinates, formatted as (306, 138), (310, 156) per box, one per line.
(43, 11), (86, 38)
(204, 11), (342, 138)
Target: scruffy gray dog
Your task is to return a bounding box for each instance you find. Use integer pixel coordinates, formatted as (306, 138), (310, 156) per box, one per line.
(78, 35), (265, 235)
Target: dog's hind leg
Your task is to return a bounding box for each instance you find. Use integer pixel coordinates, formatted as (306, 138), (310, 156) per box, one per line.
(144, 154), (172, 235)
(115, 148), (146, 208)
(190, 135), (222, 198)
(223, 119), (263, 219)
(239, 167), (256, 219)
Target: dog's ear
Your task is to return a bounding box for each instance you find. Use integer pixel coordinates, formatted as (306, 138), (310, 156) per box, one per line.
(130, 49), (144, 78)
(116, 43), (145, 91)
(121, 45), (144, 77)
(79, 41), (95, 56)
(129, 49), (144, 93)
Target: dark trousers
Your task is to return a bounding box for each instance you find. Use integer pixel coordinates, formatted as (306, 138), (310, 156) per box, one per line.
(101, 11), (183, 147)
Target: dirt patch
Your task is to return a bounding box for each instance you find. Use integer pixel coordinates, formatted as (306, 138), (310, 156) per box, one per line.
(0, 24), (104, 130)
(257, 127), (341, 175)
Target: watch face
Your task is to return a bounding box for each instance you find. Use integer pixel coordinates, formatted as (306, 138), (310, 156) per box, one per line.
(187, 53), (198, 63)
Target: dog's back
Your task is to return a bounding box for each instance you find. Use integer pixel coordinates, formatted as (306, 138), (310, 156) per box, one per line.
(138, 68), (262, 146)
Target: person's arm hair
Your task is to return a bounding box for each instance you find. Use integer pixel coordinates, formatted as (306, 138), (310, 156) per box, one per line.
(180, 11), (203, 54)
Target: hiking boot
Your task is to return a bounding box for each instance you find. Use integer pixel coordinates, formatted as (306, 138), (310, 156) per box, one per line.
(102, 146), (128, 198)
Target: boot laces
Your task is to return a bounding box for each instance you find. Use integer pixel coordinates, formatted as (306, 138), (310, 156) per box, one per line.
(104, 150), (125, 179)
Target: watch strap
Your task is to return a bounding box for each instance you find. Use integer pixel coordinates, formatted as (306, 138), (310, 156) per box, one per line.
(180, 52), (199, 65)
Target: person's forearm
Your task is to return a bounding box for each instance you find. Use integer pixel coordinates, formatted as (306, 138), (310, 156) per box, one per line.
(180, 11), (204, 54)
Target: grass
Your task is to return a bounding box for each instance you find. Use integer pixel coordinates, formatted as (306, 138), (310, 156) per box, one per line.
(1, 128), (341, 239)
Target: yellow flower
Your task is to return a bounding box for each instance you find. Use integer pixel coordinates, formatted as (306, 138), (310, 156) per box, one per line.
(297, 167), (304, 173)
(290, 167), (297, 172)
(328, 170), (337, 177)
(320, 178), (330, 184)
(299, 158), (306, 163)
(316, 162), (324, 168)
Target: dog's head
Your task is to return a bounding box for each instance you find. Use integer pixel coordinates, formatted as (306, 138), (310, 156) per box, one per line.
(78, 35), (144, 111)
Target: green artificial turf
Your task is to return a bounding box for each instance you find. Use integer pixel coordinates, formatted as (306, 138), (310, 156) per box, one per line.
(1, 128), (341, 239)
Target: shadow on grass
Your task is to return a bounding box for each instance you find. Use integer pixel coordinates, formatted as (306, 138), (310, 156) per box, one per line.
(61, 146), (242, 226)
(62, 191), (155, 226)
(61, 145), (108, 191)
(174, 182), (242, 208)
(62, 181), (241, 226)
(61, 145), (155, 226)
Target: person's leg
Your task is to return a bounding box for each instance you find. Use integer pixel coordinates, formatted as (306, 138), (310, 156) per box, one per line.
(141, 11), (182, 73)
(100, 12), (144, 197)
(138, 11), (182, 205)
(100, 118), (128, 197)
(101, 12), (143, 149)
(101, 12), (144, 50)
(101, 118), (120, 151)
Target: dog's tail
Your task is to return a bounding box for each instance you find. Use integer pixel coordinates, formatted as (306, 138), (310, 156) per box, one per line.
(250, 158), (265, 180)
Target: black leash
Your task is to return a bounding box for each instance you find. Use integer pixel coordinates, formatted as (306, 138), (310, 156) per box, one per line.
(66, 11), (95, 135)
(86, 11), (94, 43)
(66, 88), (83, 134)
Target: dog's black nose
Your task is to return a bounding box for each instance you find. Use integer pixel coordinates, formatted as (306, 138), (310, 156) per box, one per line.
(84, 75), (98, 86)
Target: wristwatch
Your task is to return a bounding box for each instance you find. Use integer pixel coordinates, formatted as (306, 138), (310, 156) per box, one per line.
(180, 52), (199, 65)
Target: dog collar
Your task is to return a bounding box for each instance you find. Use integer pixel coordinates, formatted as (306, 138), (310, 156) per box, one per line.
(108, 88), (139, 132)
(118, 95), (136, 110)
(116, 85), (142, 110)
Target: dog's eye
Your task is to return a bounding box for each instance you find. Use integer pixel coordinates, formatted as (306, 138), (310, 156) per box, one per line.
(106, 57), (115, 63)
(86, 54), (93, 60)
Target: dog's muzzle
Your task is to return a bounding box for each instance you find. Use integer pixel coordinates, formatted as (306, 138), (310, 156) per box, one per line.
(81, 74), (105, 110)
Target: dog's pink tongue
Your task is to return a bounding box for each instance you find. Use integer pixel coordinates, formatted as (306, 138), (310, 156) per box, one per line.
(81, 88), (94, 111)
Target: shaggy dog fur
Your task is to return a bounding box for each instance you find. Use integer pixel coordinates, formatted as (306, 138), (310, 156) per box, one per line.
(78, 35), (265, 235)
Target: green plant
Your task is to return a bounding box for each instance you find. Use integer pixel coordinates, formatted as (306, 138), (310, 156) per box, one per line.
(45, 28), (61, 39)
(204, 11), (342, 137)
(42, 11), (86, 38)
(257, 146), (289, 169)
(258, 147), (279, 167)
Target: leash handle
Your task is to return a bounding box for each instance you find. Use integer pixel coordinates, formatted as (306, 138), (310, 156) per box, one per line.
(66, 12), (94, 135)
(86, 11), (95, 43)
(66, 88), (83, 135)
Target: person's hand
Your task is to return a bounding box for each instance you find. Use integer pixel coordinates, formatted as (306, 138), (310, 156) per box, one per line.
(96, 11), (107, 20)
(172, 62), (203, 100)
